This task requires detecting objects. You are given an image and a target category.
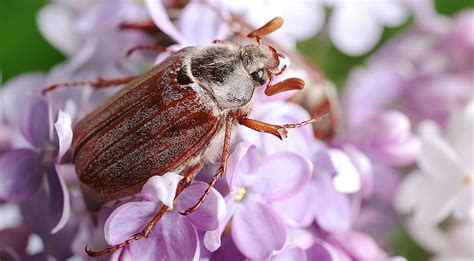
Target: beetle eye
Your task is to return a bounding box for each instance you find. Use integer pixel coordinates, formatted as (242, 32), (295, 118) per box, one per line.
(250, 69), (265, 85)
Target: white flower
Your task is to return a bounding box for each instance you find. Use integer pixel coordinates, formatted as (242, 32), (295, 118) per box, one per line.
(219, 0), (325, 48)
(327, 0), (408, 56)
(395, 100), (474, 225)
(405, 218), (474, 259)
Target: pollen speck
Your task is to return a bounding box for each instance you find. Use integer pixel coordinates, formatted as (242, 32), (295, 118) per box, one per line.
(235, 187), (247, 201)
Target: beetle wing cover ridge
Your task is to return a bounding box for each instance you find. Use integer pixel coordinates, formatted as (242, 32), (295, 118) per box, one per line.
(72, 50), (221, 201)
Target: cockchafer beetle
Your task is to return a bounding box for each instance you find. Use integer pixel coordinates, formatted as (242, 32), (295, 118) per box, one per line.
(44, 17), (318, 257)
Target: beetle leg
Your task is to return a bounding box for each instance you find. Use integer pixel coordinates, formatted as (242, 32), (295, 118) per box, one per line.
(126, 44), (168, 57)
(238, 117), (288, 140)
(238, 116), (321, 140)
(85, 163), (202, 257)
(265, 78), (305, 96)
(42, 75), (140, 94)
(119, 19), (157, 31)
(179, 116), (233, 216)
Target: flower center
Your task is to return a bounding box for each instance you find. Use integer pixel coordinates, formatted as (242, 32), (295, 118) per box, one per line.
(463, 174), (472, 185)
(235, 187), (247, 201)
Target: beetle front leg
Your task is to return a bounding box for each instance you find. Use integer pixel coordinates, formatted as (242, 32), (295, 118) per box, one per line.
(85, 164), (202, 257)
(43, 75), (140, 94)
(238, 116), (319, 140)
(238, 117), (288, 140)
(180, 116), (233, 216)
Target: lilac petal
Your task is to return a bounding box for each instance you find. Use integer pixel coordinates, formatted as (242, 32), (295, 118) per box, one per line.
(54, 110), (72, 163)
(287, 228), (315, 250)
(141, 172), (182, 208)
(128, 223), (166, 261)
(394, 171), (424, 214)
(0, 226), (29, 257)
(306, 241), (350, 261)
(175, 182), (226, 231)
(330, 231), (379, 260)
(313, 174), (352, 233)
(0, 149), (43, 202)
(271, 183), (316, 227)
(2, 73), (45, 125)
(254, 152), (312, 201)
(129, 212), (199, 261)
(105, 201), (158, 245)
(77, 1), (148, 33)
(329, 5), (382, 56)
(239, 102), (314, 157)
(37, 4), (81, 55)
(110, 248), (133, 261)
(418, 121), (464, 178)
(328, 149), (361, 193)
(20, 186), (77, 259)
(232, 200), (287, 259)
(415, 179), (459, 225)
(208, 234), (246, 261)
(343, 145), (374, 198)
(47, 164), (71, 233)
(161, 212), (199, 260)
(43, 216), (78, 260)
(20, 96), (51, 148)
(342, 63), (404, 131)
(454, 187), (474, 220)
(374, 1), (407, 26)
(447, 100), (474, 170)
(226, 142), (258, 190)
(364, 111), (421, 166)
(178, 2), (229, 44)
(145, 0), (186, 44)
(272, 246), (306, 261)
(204, 196), (236, 252)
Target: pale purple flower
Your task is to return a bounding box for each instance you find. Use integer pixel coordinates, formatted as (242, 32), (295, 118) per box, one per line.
(38, 0), (151, 118)
(20, 185), (79, 260)
(306, 230), (399, 261)
(268, 245), (307, 261)
(345, 110), (420, 167)
(343, 10), (474, 128)
(305, 145), (369, 233)
(0, 76), (73, 235)
(146, 0), (229, 47)
(205, 142), (312, 259)
(38, 0), (149, 56)
(105, 173), (225, 260)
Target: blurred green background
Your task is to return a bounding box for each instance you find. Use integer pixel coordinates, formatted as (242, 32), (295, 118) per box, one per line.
(0, 0), (472, 259)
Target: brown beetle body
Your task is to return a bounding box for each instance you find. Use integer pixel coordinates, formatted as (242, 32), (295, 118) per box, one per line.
(46, 17), (314, 256)
(73, 43), (276, 202)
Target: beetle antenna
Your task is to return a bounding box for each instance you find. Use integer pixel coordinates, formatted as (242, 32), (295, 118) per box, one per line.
(265, 78), (305, 96)
(247, 17), (284, 42)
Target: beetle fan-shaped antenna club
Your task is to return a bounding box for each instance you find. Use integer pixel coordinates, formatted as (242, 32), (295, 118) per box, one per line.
(246, 17), (307, 97)
(247, 16), (284, 39)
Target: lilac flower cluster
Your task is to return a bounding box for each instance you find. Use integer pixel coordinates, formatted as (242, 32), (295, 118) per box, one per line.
(0, 0), (472, 260)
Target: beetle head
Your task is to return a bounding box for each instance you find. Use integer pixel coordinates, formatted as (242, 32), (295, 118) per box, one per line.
(239, 44), (279, 86)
